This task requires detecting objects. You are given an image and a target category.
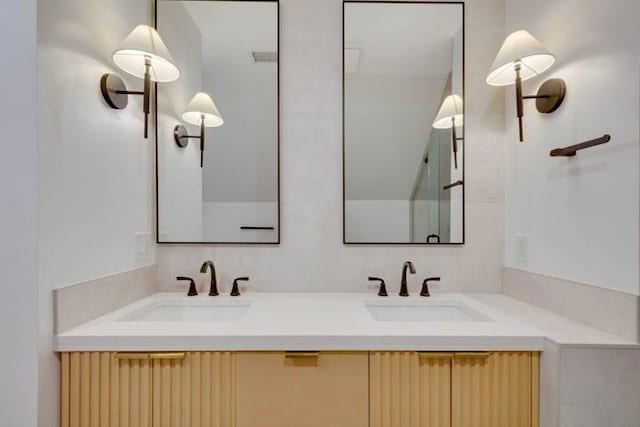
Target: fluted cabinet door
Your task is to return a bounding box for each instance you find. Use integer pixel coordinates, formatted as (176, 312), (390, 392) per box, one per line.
(150, 352), (236, 427)
(61, 352), (152, 427)
(60, 352), (236, 427)
(451, 352), (539, 427)
(369, 352), (452, 427)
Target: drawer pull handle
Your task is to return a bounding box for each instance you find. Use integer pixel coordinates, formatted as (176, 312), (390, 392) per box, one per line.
(149, 352), (186, 360)
(285, 351), (320, 358)
(114, 352), (186, 361)
(454, 352), (490, 359)
(418, 352), (454, 359)
(114, 353), (150, 360)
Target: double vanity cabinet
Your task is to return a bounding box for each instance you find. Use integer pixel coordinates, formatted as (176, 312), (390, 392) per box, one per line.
(60, 350), (539, 427)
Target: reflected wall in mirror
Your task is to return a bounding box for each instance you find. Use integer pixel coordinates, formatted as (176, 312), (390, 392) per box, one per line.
(156, 0), (279, 244)
(343, 1), (464, 244)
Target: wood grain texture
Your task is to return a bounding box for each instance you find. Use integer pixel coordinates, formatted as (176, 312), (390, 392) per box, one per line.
(236, 352), (369, 427)
(60, 352), (235, 427)
(60, 351), (538, 427)
(370, 352), (452, 427)
(451, 351), (538, 427)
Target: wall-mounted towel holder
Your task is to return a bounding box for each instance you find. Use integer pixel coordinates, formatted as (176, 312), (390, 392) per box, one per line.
(550, 134), (611, 157)
(240, 226), (275, 231)
(443, 180), (464, 191)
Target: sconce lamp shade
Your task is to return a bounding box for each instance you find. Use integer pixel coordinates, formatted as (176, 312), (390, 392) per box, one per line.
(433, 94), (464, 129)
(112, 25), (180, 83)
(182, 92), (224, 127)
(486, 30), (555, 87)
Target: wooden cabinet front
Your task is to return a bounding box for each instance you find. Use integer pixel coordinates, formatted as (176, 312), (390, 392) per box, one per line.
(60, 352), (235, 427)
(235, 352), (369, 427)
(451, 352), (539, 427)
(60, 350), (538, 427)
(370, 352), (453, 427)
(370, 351), (540, 427)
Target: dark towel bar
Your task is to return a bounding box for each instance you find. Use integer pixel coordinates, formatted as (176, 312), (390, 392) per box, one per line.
(240, 226), (275, 231)
(443, 180), (464, 191)
(550, 134), (611, 157)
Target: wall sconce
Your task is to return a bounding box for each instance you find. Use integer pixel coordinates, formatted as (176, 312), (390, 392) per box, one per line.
(100, 25), (180, 139)
(433, 94), (464, 169)
(174, 92), (224, 168)
(486, 30), (566, 142)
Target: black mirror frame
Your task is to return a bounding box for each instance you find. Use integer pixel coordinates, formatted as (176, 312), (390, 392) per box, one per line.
(342, 1), (466, 246)
(154, 0), (281, 245)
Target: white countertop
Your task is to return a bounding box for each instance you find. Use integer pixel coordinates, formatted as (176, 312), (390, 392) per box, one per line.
(54, 292), (638, 352)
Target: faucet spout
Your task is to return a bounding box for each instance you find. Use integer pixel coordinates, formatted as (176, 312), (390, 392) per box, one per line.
(200, 260), (219, 296)
(400, 261), (416, 297)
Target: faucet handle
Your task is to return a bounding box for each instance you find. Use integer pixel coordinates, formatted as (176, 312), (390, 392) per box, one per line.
(368, 277), (388, 297)
(420, 277), (441, 297)
(231, 277), (249, 297)
(176, 276), (198, 296)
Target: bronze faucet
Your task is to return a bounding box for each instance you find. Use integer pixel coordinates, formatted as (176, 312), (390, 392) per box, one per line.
(368, 277), (388, 297)
(399, 261), (416, 297)
(176, 276), (198, 296)
(420, 277), (441, 297)
(200, 260), (219, 296)
(231, 277), (249, 296)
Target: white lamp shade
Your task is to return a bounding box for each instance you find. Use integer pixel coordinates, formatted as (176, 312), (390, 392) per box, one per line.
(112, 25), (180, 83)
(182, 92), (224, 127)
(486, 30), (555, 87)
(433, 94), (464, 129)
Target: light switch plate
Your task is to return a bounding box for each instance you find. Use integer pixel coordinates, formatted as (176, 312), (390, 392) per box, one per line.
(515, 234), (528, 265)
(134, 232), (152, 262)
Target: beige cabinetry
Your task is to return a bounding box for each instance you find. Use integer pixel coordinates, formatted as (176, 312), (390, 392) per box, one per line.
(60, 351), (538, 427)
(235, 352), (369, 427)
(370, 351), (540, 427)
(60, 352), (235, 427)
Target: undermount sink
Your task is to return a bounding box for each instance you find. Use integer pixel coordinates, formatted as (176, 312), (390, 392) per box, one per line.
(119, 300), (251, 322)
(365, 300), (490, 322)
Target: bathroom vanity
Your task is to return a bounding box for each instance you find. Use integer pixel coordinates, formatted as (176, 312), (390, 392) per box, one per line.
(57, 294), (543, 427)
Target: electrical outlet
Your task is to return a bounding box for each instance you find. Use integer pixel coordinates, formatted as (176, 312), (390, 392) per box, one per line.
(515, 234), (528, 265)
(134, 232), (152, 262)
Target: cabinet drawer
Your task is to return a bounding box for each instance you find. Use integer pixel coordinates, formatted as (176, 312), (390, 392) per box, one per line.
(236, 352), (369, 427)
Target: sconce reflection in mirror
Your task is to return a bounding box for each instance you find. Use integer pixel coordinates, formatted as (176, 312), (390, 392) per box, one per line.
(487, 30), (566, 142)
(174, 92), (224, 168)
(433, 94), (463, 169)
(100, 25), (180, 139)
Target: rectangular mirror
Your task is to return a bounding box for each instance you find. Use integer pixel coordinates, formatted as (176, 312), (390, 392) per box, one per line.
(156, 0), (279, 244)
(343, 1), (464, 244)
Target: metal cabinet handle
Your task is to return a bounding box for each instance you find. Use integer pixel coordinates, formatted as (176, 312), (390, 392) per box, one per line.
(454, 352), (490, 359)
(149, 352), (186, 360)
(285, 351), (320, 358)
(418, 352), (454, 360)
(114, 352), (186, 361)
(114, 353), (150, 360)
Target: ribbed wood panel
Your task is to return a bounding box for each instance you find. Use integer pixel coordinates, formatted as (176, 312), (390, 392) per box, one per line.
(152, 352), (236, 427)
(451, 352), (538, 427)
(60, 352), (152, 427)
(370, 352), (452, 427)
(60, 352), (235, 427)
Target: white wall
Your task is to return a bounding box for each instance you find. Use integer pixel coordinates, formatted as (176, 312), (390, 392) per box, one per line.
(157, 1), (204, 242)
(37, 0), (156, 424)
(203, 202), (278, 243)
(346, 200), (411, 243)
(0, 1), (39, 425)
(157, 0), (507, 294)
(504, 0), (640, 295)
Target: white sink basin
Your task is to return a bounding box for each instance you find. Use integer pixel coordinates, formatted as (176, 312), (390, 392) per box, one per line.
(365, 301), (490, 322)
(119, 300), (251, 322)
